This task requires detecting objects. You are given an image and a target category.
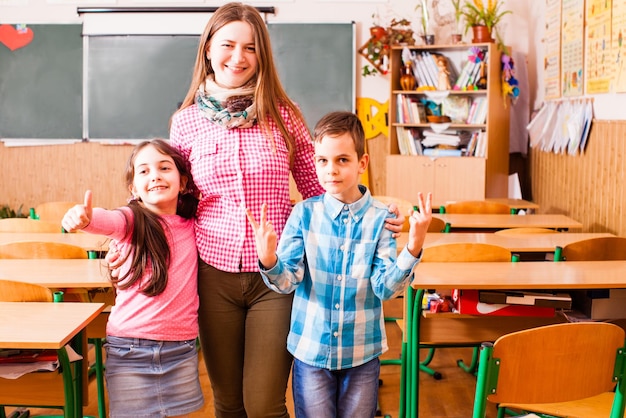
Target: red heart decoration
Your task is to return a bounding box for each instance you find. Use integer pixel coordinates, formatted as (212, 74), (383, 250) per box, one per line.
(0, 24), (34, 51)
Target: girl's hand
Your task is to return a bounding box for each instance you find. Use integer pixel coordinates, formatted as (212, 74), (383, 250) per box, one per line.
(384, 203), (404, 237)
(246, 203), (278, 269)
(61, 190), (93, 232)
(407, 192), (433, 257)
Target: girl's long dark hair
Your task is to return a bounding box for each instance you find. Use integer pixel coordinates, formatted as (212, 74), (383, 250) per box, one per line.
(111, 139), (199, 296)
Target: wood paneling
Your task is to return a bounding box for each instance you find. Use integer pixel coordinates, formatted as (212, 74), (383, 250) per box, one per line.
(0, 142), (133, 211)
(530, 120), (626, 236)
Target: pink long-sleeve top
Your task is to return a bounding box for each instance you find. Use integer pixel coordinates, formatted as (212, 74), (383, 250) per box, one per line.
(85, 207), (199, 341)
(170, 104), (324, 273)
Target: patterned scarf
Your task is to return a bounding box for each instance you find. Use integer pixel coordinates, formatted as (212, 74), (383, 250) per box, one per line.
(196, 75), (257, 129)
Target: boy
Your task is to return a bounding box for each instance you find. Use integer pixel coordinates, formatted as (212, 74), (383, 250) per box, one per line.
(246, 111), (432, 418)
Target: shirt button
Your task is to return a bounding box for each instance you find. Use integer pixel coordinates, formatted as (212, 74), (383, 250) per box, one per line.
(333, 332), (339, 337)
(335, 303), (340, 309)
(337, 275), (342, 281)
(343, 218), (348, 224)
(343, 205), (349, 211)
(340, 245), (345, 251)
(354, 216), (359, 221)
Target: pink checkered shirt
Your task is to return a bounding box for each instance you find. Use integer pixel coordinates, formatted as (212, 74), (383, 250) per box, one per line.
(170, 104), (324, 273)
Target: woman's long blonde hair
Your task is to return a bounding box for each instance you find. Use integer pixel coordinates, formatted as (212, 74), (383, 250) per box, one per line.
(175, 2), (307, 163)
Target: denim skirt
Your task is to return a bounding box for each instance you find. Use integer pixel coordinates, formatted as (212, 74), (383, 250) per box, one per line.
(104, 336), (204, 418)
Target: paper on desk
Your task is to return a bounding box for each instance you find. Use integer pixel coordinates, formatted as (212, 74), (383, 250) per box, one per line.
(0, 345), (82, 379)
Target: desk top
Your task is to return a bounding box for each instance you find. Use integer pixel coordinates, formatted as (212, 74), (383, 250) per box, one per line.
(0, 232), (109, 252)
(435, 214), (582, 230)
(0, 259), (110, 288)
(397, 232), (614, 253)
(0, 302), (105, 349)
(412, 260), (626, 290)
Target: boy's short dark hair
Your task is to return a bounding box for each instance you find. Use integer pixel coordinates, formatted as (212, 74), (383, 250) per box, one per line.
(313, 111), (366, 158)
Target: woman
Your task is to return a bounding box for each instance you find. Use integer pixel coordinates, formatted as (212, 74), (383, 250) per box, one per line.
(169, 3), (403, 417)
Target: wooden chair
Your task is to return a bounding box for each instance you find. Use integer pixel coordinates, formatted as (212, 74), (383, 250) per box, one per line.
(443, 200), (511, 214)
(0, 279), (73, 418)
(0, 241), (87, 259)
(402, 243), (512, 417)
(34, 201), (77, 224)
(0, 218), (62, 233)
(494, 227), (556, 235)
(472, 322), (626, 418)
(0, 241), (106, 418)
(373, 195), (414, 232)
(427, 216), (447, 233)
(558, 236), (626, 261)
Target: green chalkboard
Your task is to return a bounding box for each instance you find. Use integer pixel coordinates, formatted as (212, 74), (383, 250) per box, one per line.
(87, 35), (198, 139)
(0, 24), (82, 139)
(87, 22), (354, 139)
(268, 23), (355, 131)
(0, 22), (354, 140)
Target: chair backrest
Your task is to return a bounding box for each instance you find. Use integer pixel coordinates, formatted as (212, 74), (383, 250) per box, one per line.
(0, 218), (62, 233)
(444, 200), (510, 214)
(34, 201), (77, 224)
(0, 241), (88, 259)
(0, 278), (53, 302)
(373, 195), (414, 232)
(427, 216), (447, 233)
(494, 227), (556, 235)
(562, 236), (626, 261)
(487, 322), (624, 405)
(422, 243), (511, 262)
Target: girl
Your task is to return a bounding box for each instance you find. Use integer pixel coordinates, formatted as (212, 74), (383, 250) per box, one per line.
(61, 139), (203, 418)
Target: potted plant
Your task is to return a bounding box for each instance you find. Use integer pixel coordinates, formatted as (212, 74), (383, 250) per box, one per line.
(415, 0), (434, 45)
(460, 0), (511, 43)
(451, 0), (464, 44)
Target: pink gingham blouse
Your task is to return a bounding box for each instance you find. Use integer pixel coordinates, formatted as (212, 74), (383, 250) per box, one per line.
(170, 103), (324, 273)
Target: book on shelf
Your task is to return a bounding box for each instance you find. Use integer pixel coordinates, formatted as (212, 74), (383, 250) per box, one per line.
(453, 60), (473, 90)
(421, 129), (461, 148)
(395, 127), (422, 156)
(466, 97), (487, 124)
(423, 147), (463, 157)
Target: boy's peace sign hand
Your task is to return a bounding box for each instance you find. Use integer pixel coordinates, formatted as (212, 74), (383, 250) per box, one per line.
(61, 190), (93, 232)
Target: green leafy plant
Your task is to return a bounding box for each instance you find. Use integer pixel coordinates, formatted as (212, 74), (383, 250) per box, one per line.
(451, 0), (464, 33)
(415, 0), (430, 36)
(0, 204), (28, 218)
(460, 0), (511, 34)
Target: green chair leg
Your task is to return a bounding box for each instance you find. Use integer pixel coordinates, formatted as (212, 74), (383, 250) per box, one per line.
(90, 338), (106, 418)
(457, 346), (480, 374)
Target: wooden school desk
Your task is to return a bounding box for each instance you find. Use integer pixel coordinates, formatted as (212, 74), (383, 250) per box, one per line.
(0, 302), (105, 418)
(0, 259), (110, 288)
(0, 232), (109, 253)
(435, 213), (582, 231)
(396, 232), (614, 254)
(403, 260), (626, 417)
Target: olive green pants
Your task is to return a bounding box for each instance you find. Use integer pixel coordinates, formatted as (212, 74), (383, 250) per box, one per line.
(197, 261), (293, 418)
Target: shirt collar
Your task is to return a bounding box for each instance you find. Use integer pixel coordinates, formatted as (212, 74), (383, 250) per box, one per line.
(323, 185), (371, 221)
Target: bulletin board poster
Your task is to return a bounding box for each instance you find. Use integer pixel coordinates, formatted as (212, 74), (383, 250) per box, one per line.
(585, 0), (613, 94)
(561, 0), (585, 97)
(544, 0), (562, 99)
(613, 0), (626, 92)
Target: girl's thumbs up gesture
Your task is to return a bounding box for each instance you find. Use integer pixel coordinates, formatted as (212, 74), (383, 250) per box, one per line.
(61, 190), (93, 232)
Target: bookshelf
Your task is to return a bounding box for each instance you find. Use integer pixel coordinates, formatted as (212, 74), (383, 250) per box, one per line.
(386, 43), (510, 207)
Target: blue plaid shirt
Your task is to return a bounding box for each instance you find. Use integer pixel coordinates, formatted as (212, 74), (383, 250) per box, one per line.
(260, 187), (420, 370)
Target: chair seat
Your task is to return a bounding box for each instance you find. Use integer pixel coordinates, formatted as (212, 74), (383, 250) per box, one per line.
(500, 391), (616, 418)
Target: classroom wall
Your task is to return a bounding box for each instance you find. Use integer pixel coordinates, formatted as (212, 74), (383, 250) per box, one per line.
(3, 0), (626, 237)
(530, 120), (626, 237)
